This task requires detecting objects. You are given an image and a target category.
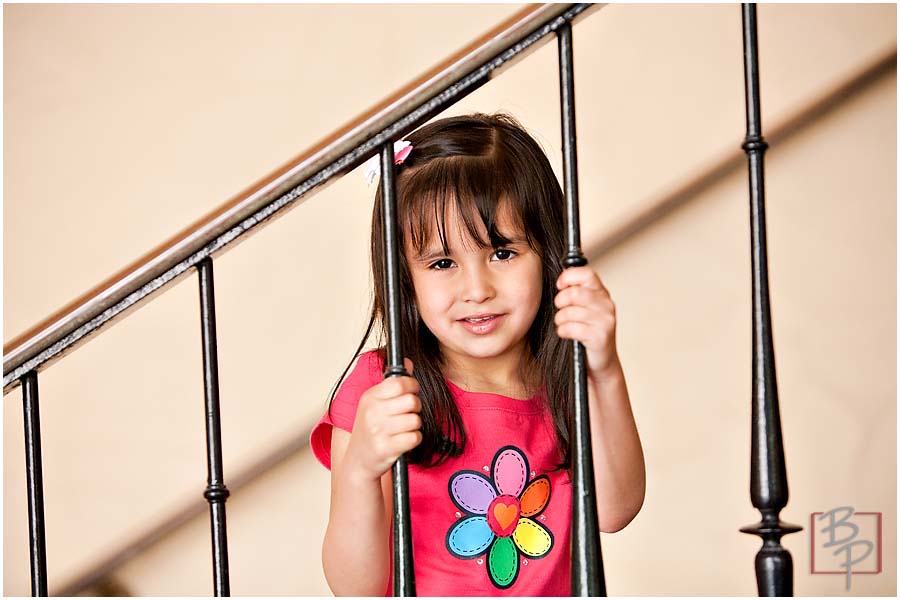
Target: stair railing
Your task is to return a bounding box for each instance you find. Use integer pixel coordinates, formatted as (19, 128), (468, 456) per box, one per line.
(4, 3), (607, 596)
(5, 3), (807, 597)
(737, 4), (803, 595)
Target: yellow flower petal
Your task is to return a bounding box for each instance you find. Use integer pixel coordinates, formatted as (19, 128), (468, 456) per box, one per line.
(512, 517), (553, 558)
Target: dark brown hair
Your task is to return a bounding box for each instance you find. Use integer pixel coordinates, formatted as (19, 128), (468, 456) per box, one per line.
(329, 112), (574, 472)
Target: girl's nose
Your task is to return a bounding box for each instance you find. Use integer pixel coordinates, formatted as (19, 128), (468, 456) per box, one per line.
(461, 265), (495, 303)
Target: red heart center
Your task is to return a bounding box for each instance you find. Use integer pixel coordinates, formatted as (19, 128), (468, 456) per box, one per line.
(487, 495), (521, 537)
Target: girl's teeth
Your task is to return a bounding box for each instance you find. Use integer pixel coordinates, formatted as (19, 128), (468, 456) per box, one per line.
(467, 316), (492, 322)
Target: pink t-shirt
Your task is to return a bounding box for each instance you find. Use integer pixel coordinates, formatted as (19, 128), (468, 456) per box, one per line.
(310, 350), (573, 596)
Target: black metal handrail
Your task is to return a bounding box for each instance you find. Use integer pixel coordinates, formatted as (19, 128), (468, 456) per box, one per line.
(49, 43), (894, 593)
(2, 3), (601, 393)
(5, 3), (818, 596)
(5, 3), (606, 596)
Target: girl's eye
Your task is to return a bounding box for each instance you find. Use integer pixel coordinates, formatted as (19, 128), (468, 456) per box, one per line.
(492, 248), (517, 261)
(429, 258), (455, 270)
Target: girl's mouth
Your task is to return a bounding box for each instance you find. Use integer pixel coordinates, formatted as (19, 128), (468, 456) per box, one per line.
(458, 314), (504, 335)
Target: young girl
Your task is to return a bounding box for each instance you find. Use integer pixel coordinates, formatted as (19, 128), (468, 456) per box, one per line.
(310, 113), (645, 596)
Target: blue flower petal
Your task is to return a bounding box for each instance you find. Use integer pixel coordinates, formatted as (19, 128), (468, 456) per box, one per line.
(446, 516), (494, 558)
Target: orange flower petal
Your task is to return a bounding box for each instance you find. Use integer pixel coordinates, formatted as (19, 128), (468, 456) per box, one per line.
(519, 475), (550, 517)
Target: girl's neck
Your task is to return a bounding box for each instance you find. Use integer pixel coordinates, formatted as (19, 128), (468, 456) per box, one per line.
(441, 346), (540, 400)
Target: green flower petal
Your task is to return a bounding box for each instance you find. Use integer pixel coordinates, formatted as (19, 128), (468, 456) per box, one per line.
(487, 536), (519, 588)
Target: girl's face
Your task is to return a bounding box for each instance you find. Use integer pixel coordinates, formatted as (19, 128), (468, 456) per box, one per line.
(405, 202), (543, 371)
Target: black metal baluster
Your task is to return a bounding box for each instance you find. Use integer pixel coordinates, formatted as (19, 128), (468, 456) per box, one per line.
(197, 257), (231, 596)
(379, 142), (417, 597)
(737, 4), (802, 596)
(22, 370), (48, 596)
(558, 21), (606, 597)
(380, 143), (417, 596)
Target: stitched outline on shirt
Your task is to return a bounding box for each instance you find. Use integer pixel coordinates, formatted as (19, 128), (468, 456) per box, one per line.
(511, 517), (554, 558)
(449, 471), (496, 514)
(491, 445), (529, 497)
(446, 516), (494, 558)
(519, 475), (552, 518)
(444, 445), (555, 590)
(487, 538), (519, 589)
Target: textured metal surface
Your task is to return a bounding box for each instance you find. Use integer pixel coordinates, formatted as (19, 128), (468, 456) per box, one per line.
(22, 371), (48, 596)
(558, 22), (606, 597)
(736, 4), (802, 596)
(379, 143), (417, 596)
(197, 258), (232, 596)
(3, 3), (603, 394)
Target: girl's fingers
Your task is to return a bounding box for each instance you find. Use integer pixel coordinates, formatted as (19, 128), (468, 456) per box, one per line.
(555, 320), (596, 342)
(391, 430), (423, 455)
(369, 375), (420, 400)
(554, 285), (610, 310)
(381, 429), (423, 462)
(556, 265), (593, 288)
(556, 266), (607, 293)
(554, 305), (595, 325)
(554, 285), (586, 308)
(381, 393), (421, 416)
(556, 316), (614, 340)
(384, 412), (422, 435)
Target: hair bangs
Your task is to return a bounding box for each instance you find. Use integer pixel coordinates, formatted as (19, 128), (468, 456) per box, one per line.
(399, 154), (531, 259)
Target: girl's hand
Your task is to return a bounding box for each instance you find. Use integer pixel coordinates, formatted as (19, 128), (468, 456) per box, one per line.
(554, 266), (621, 380)
(344, 357), (423, 483)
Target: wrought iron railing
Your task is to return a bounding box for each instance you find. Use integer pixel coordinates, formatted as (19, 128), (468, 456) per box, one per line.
(737, 4), (802, 595)
(4, 2), (805, 596)
(57, 37), (898, 600)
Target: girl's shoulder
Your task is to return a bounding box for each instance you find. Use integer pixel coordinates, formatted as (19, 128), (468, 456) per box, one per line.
(333, 349), (385, 411)
(354, 349), (386, 385)
(309, 349), (384, 470)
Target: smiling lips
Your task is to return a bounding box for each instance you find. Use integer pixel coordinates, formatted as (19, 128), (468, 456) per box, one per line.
(458, 314), (504, 334)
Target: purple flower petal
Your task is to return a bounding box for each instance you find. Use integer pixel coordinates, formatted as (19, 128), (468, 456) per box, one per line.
(450, 471), (497, 514)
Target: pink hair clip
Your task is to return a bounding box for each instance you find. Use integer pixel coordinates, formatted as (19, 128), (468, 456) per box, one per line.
(364, 140), (414, 186)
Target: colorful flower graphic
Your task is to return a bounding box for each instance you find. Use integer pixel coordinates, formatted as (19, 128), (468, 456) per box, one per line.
(444, 445), (554, 589)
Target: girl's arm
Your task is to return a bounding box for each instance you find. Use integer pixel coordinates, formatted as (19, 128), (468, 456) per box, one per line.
(587, 359), (645, 533)
(322, 427), (393, 596)
(321, 360), (422, 595)
(554, 266), (646, 533)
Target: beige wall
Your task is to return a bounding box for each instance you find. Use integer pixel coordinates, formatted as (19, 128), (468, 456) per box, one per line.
(4, 3), (896, 596)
